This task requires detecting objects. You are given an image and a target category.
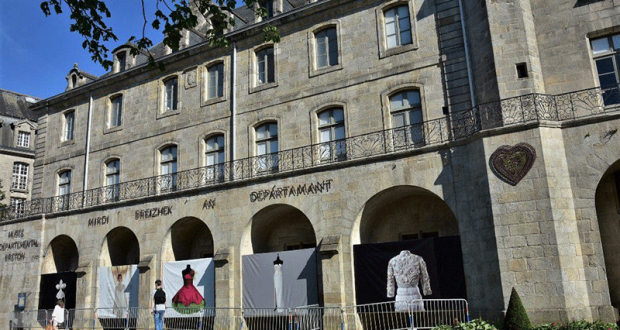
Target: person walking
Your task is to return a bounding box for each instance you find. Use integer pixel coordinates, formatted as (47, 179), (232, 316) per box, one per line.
(50, 299), (65, 330)
(151, 280), (166, 330)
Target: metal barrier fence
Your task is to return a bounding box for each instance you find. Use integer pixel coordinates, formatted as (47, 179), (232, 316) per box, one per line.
(11, 299), (468, 330)
(4, 86), (620, 222)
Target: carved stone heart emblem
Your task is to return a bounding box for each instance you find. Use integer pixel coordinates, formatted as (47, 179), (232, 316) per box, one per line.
(490, 143), (536, 186)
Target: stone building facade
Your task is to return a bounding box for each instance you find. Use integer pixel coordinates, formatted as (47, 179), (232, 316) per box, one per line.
(0, 89), (38, 217)
(3, 0), (620, 326)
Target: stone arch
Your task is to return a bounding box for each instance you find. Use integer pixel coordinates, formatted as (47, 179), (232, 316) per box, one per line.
(244, 204), (317, 254)
(352, 185), (459, 245)
(42, 235), (79, 274)
(99, 227), (140, 267)
(161, 217), (215, 262)
(595, 159), (620, 308)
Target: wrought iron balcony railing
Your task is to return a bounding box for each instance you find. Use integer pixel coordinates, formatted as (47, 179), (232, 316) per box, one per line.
(2, 86), (619, 221)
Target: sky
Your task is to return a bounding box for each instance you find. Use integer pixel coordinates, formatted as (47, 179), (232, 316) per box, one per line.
(0, 1), (166, 99)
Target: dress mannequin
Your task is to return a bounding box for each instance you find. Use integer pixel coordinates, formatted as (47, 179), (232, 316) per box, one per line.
(387, 250), (432, 311)
(273, 254), (284, 312)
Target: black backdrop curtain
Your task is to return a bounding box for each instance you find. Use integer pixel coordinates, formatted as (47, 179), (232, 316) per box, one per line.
(38, 272), (77, 310)
(353, 236), (466, 305)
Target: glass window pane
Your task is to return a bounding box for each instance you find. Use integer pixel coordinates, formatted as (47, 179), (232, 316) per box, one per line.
(393, 113), (405, 127)
(320, 128), (331, 142)
(592, 37), (610, 54)
(410, 110), (423, 124)
(390, 93), (404, 110)
(334, 126), (345, 140)
(386, 21), (397, 36)
(400, 30), (412, 45)
(269, 123), (278, 136)
(217, 151), (225, 164)
(317, 52), (327, 68)
(206, 153), (215, 166)
(613, 35), (620, 50)
(270, 140), (278, 153)
(599, 73), (618, 88)
(318, 111), (330, 125)
(406, 91), (421, 106)
(333, 109), (344, 122)
(267, 52), (275, 83)
(397, 5), (409, 19)
(256, 125), (267, 139)
(257, 142), (267, 155)
(385, 8), (396, 22)
(596, 57), (615, 74)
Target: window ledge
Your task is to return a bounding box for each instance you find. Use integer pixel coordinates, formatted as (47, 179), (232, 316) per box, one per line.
(103, 126), (123, 135)
(309, 63), (343, 78)
(61, 140), (75, 147)
(157, 109), (181, 120)
(249, 82), (278, 94)
(10, 188), (28, 194)
(380, 43), (418, 59)
(201, 96), (228, 108)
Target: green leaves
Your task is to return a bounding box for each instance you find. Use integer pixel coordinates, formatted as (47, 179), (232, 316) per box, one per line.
(40, 0), (281, 72)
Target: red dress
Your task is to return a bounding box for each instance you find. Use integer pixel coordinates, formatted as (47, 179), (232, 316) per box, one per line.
(172, 270), (205, 311)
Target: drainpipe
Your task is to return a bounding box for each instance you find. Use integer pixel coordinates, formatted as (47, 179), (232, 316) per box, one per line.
(82, 94), (93, 206)
(458, 0), (476, 107)
(231, 41), (237, 162)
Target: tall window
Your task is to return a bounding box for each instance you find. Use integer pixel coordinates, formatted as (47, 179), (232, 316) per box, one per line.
(207, 63), (224, 99)
(256, 47), (275, 85)
(64, 111), (75, 141)
(315, 27), (339, 68)
(255, 122), (278, 171)
(105, 159), (120, 200)
(17, 131), (30, 148)
(58, 170), (71, 210)
(117, 52), (127, 72)
(10, 198), (25, 216)
(390, 90), (424, 146)
(11, 162), (28, 190)
(318, 108), (346, 161)
(110, 95), (123, 128)
(164, 78), (179, 111)
(260, 0), (274, 18)
(58, 170), (71, 196)
(205, 135), (225, 181)
(384, 5), (412, 49)
(591, 34), (620, 105)
(160, 146), (178, 191)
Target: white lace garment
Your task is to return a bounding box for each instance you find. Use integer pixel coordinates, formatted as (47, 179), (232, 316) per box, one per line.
(387, 250), (432, 311)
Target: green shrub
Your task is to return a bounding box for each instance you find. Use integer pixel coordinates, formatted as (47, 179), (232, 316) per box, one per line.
(457, 319), (498, 330)
(502, 288), (531, 330)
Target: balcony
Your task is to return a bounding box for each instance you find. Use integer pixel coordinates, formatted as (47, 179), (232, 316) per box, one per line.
(2, 86), (619, 222)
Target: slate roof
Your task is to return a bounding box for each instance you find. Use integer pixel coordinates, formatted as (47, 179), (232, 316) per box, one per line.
(0, 89), (39, 121)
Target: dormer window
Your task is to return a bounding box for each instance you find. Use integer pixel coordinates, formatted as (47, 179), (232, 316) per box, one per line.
(71, 75), (77, 88)
(256, 0), (281, 21)
(117, 52), (126, 72)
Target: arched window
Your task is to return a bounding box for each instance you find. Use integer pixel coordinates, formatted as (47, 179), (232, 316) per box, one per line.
(384, 5), (412, 49)
(58, 170), (71, 196)
(317, 108), (346, 161)
(255, 122), (278, 172)
(105, 159), (120, 200)
(389, 90), (424, 146)
(57, 170), (72, 210)
(205, 134), (225, 181)
(160, 145), (178, 191)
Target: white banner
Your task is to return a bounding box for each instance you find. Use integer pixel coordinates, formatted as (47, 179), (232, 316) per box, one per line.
(97, 265), (139, 318)
(162, 258), (215, 317)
